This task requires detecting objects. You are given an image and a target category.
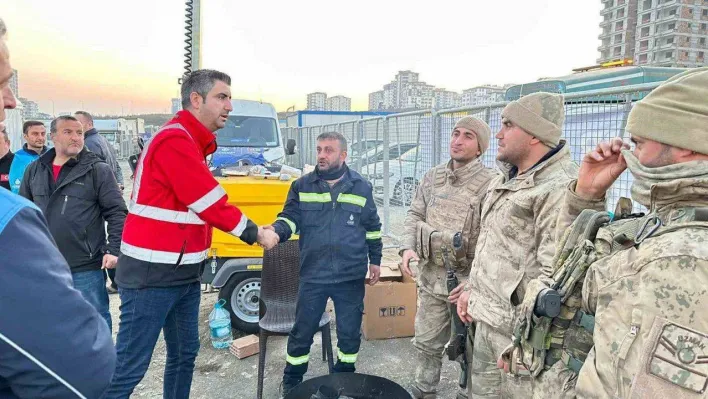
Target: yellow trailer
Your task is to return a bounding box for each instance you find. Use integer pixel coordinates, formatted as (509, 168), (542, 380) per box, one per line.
(203, 176), (295, 333)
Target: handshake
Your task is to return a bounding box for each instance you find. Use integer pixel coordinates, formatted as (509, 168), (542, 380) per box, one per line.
(256, 225), (280, 250)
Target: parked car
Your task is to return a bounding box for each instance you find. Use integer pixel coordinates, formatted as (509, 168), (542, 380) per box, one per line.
(361, 146), (428, 206)
(354, 142), (419, 170)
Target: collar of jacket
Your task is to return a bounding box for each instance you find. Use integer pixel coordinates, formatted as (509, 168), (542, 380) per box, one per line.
(307, 163), (361, 185)
(39, 146), (100, 170)
(498, 140), (572, 189)
(174, 110), (218, 157)
(22, 143), (48, 156)
(443, 158), (486, 185)
(84, 128), (98, 138)
(0, 150), (12, 163)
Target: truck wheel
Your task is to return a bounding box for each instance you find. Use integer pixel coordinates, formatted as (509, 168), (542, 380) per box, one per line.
(218, 272), (261, 334)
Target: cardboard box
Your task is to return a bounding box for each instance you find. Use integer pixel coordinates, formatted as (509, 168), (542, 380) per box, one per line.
(362, 263), (417, 340)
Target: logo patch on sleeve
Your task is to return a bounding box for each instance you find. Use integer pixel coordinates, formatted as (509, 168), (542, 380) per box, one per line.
(650, 322), (708, 394)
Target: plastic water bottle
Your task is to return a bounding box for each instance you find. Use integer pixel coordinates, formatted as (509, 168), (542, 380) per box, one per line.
(209, 299), (233, 349)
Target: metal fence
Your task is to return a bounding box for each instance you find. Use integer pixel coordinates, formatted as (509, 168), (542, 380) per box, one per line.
(281, 83), (659, 249)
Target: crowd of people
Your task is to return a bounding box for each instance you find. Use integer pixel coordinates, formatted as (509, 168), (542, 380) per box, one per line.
(2, 14), (708, 399)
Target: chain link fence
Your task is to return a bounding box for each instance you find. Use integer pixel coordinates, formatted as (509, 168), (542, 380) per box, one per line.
(281, 83), (658, 252)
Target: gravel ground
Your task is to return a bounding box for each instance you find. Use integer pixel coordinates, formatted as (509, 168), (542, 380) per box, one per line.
(114, 161), (464, 399)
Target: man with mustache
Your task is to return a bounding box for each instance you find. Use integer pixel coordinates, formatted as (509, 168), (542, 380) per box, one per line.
(401, 116), (495, 399)
(268, 131), (383, 396)
(19, 115), (128, 330)
(456, 92), (578, 398)
(106, 69), (279, 399)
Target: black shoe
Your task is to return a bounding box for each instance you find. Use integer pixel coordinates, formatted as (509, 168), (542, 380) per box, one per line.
(280, 380), (300, 399)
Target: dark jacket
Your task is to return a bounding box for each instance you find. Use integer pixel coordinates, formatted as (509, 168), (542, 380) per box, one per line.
(19, 147), (128, 273)
(0, 150), (13, 190)
(273, 167), (383, 284)
(84, 128), (124, 186)
(0, 188), (116, 399)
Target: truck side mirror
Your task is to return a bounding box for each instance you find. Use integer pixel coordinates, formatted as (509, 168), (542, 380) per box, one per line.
(286, 139), (296, 155)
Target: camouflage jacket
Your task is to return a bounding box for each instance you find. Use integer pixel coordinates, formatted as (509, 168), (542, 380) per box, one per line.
(564, 163), (708, 398)
(400, 158), (495, 296)
(466, 142), (579, 334)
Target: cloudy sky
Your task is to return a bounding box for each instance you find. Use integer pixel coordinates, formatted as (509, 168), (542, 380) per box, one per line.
(4, 0), (602, 114)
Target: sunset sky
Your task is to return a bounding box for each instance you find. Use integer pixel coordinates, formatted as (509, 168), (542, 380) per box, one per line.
(4, 0), (602, 115)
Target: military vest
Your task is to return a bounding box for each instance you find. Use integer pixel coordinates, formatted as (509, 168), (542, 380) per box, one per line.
(421, 162), (491, 271)
(515, 199), (708, 378)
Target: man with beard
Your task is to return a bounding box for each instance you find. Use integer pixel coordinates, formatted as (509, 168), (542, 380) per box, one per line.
(455, 92), (579, 398)
(267, 131), (383, 396)
(9, 121), (47, 193)
(519, 67), (708, 398)
(400, 116), (495, 399)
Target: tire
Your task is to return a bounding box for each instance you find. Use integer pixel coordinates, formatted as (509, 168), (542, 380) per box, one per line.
(218, 272), (261, 334)
(393, 178), (419, 206)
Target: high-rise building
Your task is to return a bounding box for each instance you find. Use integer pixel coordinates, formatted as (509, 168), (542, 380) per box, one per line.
(460, 86), (506, 107)
(306, 92), (327, 110)
(171, 98), (181, 114)
(18, 97), (40, 120)
(325, 95), (351, 111)
(9, 68), (18, 97)
(369, 70), (436, 110)
(368, 90), (385, 110)
(433, 88), (461, 109)
(598, 0), (707, 67)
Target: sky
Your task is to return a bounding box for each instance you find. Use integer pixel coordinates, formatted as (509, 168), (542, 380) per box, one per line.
(3, 0), (603, 115)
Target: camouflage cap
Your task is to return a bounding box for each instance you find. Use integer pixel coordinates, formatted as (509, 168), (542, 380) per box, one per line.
(501, 92), (565, 148)
(453, 116), (491, 155)
(626, 66), (708, 155)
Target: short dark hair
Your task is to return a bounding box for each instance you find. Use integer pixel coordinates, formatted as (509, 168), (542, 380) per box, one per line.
(74, 111), (94, 124)
(180, 69), (231, 109)
(317, 131), (348, 152)
(50, 116), (80, 134)
(23, 121), (45, 135)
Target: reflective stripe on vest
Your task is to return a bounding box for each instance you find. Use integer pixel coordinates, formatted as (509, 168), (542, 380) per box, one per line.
(129, 201), (205, 225)
(188, 185), (226, 213)
(120, 241), (209, 265)
(278, 217), (298, 234)
(230, 214), (249, 237)
(299, 192), (332, 203)
(337, 193), (366, 207)
(366, 231), (381, 240)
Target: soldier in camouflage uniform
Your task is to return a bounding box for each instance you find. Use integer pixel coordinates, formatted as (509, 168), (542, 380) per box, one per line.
(455, 92), (579, 398)
(544, 66), (708, 398)
(400, 116), (496, 399)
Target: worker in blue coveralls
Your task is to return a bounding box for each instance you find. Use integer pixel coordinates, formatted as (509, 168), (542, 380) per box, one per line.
(265, 131), (383, 396)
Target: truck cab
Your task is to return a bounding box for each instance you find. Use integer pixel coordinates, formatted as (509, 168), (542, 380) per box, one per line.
(210, 99), (294, 168)
(202, 99), (297, 334)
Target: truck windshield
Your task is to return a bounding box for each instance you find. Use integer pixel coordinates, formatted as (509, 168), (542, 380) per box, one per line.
(215, 116), (279, 148)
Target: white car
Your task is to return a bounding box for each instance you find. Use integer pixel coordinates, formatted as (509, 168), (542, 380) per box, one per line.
(361, 146), (430, 206)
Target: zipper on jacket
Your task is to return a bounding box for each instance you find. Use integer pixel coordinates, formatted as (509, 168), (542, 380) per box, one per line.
(84, 233), (94, 258)
(174, 241), (187, 269)
(61, 195), (68, 215)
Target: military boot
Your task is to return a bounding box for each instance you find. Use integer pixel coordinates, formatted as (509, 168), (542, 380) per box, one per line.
(411, 385), (437, 399)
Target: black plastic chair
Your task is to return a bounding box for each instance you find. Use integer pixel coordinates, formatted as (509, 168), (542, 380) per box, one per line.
(257, 239), (334, 399)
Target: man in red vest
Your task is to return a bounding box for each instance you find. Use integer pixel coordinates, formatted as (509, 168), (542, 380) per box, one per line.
(107, 69), (279, 399)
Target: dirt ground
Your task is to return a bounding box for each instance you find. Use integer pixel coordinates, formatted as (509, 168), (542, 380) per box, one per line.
(108, 292), (465, 399)
(115, 161), (464, 399)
